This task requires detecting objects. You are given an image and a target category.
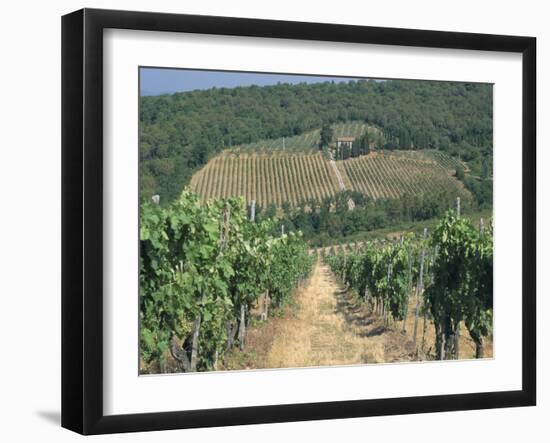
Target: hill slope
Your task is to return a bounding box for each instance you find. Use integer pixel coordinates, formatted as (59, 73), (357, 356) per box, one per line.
(189, 149), (470, 208)
(140, 79), (492, 202)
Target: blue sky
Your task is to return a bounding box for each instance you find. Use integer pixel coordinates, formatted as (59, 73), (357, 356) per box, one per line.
(139, 67), (365, 96)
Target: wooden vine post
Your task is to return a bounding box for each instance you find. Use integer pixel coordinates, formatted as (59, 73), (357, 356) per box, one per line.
(384, 261), (392, 327)
(250, 199), (256, 222)
(342, 253), (347, 288)
(261, 289), (270, 321)
(439, 319), (447, 361)
(189, 315), (201, 372)
(475, 217), (486, 358)
(453, 196), (462, 359)
(169, 313), (202, 373)
(402, 240), (413, 332)
(455, 321), (461, 359)
(253, 199), (269, 323)
(422, 244), (438, 354)
(413, 228), (427, 346)
(238, 304), (247, 351)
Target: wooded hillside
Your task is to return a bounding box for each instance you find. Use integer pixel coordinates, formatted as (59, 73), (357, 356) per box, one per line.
(139, 79), (492, 202)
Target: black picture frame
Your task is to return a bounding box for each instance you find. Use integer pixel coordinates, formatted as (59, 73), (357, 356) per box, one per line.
(61, 8), (536, 435)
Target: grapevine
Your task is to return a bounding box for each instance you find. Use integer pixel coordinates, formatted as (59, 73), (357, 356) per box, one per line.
(325, 212), (493, 360)
(139, 189), (313, 372)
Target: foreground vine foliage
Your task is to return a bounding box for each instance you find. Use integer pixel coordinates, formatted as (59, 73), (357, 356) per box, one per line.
(139, 189), (313, 373)
(326, 211), (493, 360)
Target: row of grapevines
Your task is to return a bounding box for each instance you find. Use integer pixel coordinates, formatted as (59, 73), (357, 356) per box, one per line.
(426, 211), (493, 359)
(139, 189), (313, 373)
(326, 236), (418, 324)
(325, 210), (492, 360)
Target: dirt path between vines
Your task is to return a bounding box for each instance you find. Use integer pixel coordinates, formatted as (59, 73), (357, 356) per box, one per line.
(228, 260), (417, 370)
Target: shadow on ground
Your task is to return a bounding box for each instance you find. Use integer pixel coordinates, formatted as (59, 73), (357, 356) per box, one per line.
(36, 410), (60, 426)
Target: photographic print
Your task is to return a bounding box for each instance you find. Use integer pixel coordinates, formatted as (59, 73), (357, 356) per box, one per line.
(138, 68), (493, 375)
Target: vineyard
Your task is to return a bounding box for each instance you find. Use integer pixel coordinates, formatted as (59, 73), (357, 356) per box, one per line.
(139, 76), (494, 373)
(190, 149), (470, 208)
(140, 188), (493, 373)
(340, 151), (468, 200)
(190, 151), (341, 207)
(325, 211), (493, 360)
(139, 190), (313, 373)
(385, 149), (469, 173)
(232, 121), (375, 153)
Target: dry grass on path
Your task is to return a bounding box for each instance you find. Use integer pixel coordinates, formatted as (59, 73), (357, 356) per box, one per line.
(229, 261), (418, 371)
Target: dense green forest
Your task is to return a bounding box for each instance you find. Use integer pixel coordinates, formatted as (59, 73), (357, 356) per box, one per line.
(139, 79), (493, 202)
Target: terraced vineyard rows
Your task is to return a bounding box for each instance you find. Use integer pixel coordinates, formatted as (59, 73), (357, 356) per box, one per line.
(233, 121), (374, 153)
(190, 150), (470, 208)
(339, 152), (469, 201)
(332, 121), (374, 139)
(190, 152), (341, 207)
(387, 149), (469, 173)
(233, 130), (320, 153)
